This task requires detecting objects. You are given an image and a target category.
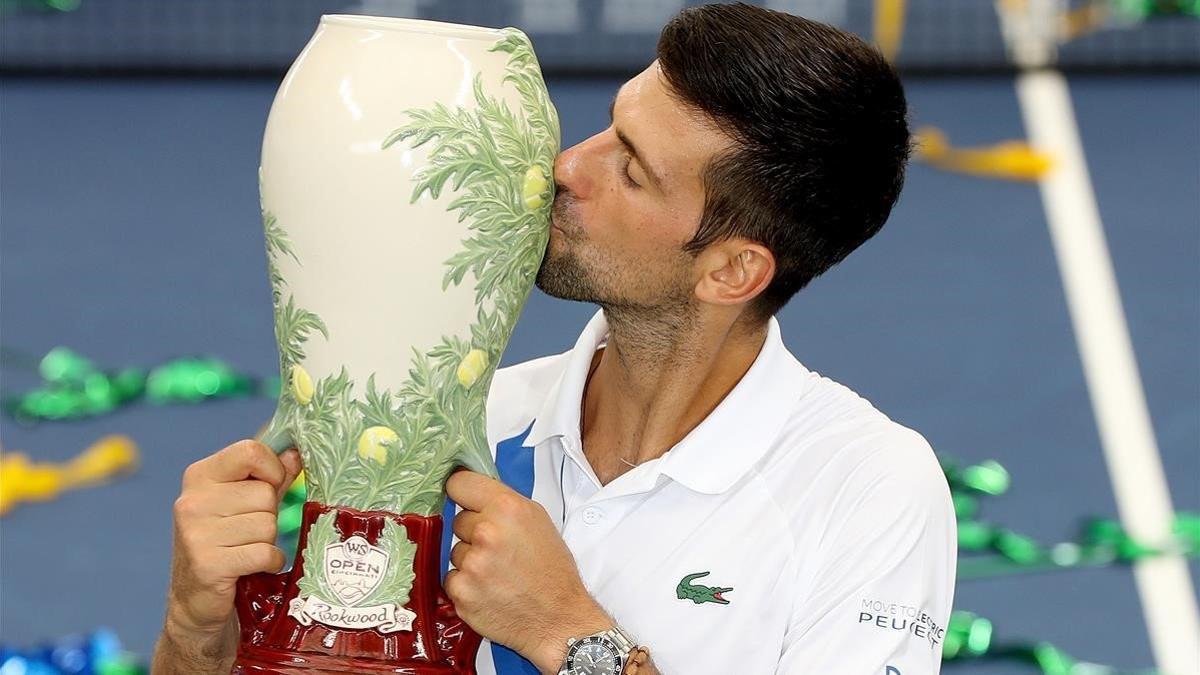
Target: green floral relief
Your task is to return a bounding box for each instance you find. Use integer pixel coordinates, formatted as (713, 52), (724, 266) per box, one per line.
(258, 170), (331, 469)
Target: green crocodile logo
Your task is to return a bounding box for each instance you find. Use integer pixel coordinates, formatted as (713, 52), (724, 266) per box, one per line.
(676, 571), (733, 605)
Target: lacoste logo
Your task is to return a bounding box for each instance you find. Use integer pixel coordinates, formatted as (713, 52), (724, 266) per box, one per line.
(676, 571), (733, 605)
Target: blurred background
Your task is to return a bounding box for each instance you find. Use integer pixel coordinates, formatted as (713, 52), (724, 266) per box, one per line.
(1, 1), (1197, 673)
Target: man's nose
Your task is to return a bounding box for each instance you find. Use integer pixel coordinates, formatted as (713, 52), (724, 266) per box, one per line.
(552, 143), (585, 198)
(553, 132), (606, 199)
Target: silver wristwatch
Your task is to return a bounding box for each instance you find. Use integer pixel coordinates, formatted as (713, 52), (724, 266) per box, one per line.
(556, 625), (638, 675)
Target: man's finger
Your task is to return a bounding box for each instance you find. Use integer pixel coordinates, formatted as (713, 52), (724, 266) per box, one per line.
(205, 480), (280, 517)
(449, 540), (472, 571)
(192, 439), (286, 489)
(445, 470), (504, 513)
(452, 509), (483, 544)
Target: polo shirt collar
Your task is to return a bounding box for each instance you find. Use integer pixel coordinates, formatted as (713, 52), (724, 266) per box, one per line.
(524, 308), (815, 494)
(525, 309), (610, 450)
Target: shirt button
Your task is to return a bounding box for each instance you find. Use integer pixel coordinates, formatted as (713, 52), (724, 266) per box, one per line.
(582, 507), (603, 525)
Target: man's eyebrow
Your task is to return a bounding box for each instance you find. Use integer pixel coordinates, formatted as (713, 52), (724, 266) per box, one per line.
(608, 90), (665, 190)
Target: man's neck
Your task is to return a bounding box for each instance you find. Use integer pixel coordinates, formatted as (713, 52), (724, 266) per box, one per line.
(579, 306), (768, 485)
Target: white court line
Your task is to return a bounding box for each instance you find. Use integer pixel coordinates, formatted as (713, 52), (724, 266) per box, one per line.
(1015, 70), (1200, 675)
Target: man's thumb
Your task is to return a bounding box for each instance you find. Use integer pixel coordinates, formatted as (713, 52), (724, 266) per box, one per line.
(276, 447), (303, 502)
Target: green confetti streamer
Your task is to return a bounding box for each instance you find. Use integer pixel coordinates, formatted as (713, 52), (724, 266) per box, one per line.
(1, 346), (269, 422)
(963, 459), (1010, 495)
(994, 529), (1042, 564)
(1033, 641), (1076, 675)
(96, 653), (147, 675)
(1109, 0), (1200, 20)
(965, 616), (993, 655)
(943, 608), (1163, 673)
(939, 452), (1194, 672)
(953, 492), (979, 520)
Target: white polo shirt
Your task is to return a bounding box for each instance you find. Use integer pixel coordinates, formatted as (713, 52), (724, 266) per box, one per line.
(441, 309), (957, 674)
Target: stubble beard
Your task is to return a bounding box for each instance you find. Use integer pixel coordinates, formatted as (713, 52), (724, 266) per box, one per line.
(535, 228), (598, 303)
(535, 210), (701, 356)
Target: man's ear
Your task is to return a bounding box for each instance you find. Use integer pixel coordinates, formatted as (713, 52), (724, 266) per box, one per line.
(694, 239), (775, 307)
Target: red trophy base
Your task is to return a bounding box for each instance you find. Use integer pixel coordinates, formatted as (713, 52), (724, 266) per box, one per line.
(232, 502), (482, 674)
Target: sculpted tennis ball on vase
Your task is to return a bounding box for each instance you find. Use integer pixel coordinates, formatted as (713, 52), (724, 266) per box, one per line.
(289, 364), (314, 405)
(522, 165), (549, 210)
(357, 426), (398, 466)
(456, 349), (489, 388)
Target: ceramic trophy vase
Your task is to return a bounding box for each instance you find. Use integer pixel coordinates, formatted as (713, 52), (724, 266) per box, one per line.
(232, 15), (559, 674)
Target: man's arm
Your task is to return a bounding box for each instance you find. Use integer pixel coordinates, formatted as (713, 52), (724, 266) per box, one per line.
(776, 435), (957, 673)
(152, 440), (302, 674)
(152, 612), (238, 675)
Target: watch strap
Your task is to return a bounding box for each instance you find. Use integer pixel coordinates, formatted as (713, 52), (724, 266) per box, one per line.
(602, 624), (637, 656)
(557, 624), (639, 675)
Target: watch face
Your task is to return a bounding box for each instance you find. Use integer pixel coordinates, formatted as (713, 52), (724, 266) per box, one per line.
(566, 636), (622, 675)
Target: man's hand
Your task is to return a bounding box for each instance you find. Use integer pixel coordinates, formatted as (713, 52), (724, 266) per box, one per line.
(445, 469), (614, 674)
(153, 440), (302, 674)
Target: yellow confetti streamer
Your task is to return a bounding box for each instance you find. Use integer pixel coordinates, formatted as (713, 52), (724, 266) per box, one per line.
(914, 126), (1055, 181)
(1059, 0), (1111, 41)
(873, 0), (908, 63)
(0, 435), (139, 516)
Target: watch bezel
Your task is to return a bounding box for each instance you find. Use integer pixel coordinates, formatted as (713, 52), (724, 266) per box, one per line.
(565, 635), (623, 674)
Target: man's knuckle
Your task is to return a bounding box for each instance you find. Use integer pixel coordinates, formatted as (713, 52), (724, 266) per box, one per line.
(495, 494), (522, 517)
(232, 439), (268, 468)
(460, 549), (487, 576)
(444, 571), (462, 599)
(451, 513), (468, 540)
(173, 494), (201, 519)
(445, 572), (475, 605)
(230, 438), (258, 456)
(178, 524), (205, 551)
(181, 462), (201, 485)
(472, 521), (496, 545)
(219, 440), (247, 464)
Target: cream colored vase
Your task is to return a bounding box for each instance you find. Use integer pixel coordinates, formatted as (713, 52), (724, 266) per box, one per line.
(258, 14), (558, 515)
(235, 15), (559, 672)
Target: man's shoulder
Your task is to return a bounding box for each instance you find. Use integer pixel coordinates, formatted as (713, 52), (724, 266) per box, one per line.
(755, 371), (951, 527)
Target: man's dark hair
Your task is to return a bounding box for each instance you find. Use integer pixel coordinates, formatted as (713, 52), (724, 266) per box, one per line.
(658, 2), (912, 322)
